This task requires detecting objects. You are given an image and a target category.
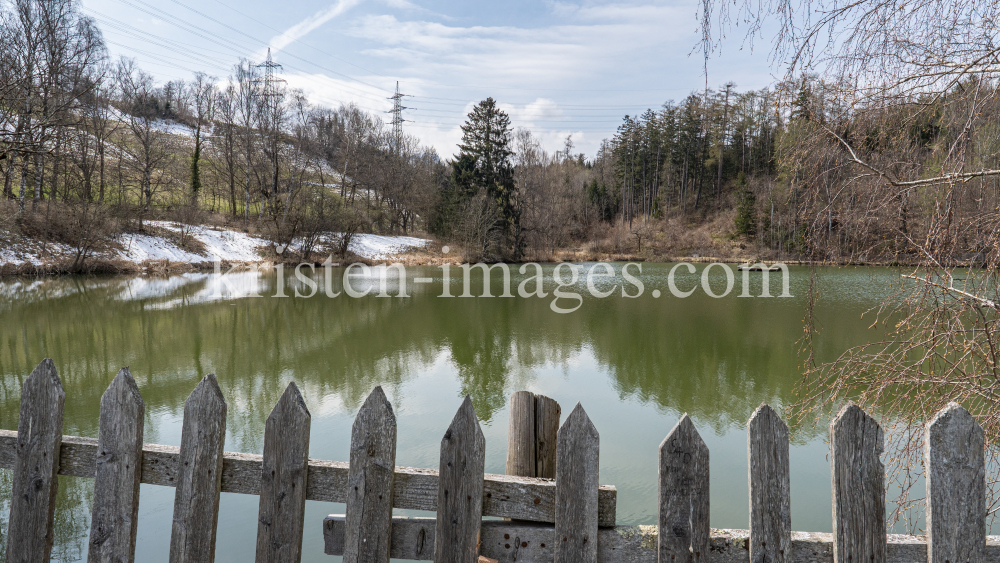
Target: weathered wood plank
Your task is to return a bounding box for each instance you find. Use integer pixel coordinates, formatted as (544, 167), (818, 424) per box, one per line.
(88, 368), (145, 563)
(659, 414), (710, 563)
(830, 403), (885, 563)
(327, 515), (435, 560)
(5, 358), (66, 563)
(326, 520), (995, 563)
(255, 382), (311, 563)
(748, 403), (791, 563)
(925, 402), (985, 563)
(507, 391), (537, 477)
(169, 373), (228, 563)
(343, 386), (397, 563)
(554, 403), (599, 563)
(0, 435), (616, 525)
(434, 396), (486, 563)
(535, 395), (560, 479)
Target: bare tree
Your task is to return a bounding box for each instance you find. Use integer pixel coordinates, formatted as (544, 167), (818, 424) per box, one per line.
(188, 71), (215, 205)
(116, 57), (172, 215)
(702, 0), (1000, 528)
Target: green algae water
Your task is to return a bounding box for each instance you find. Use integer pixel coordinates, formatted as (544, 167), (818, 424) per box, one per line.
(0, 264), (902, 562)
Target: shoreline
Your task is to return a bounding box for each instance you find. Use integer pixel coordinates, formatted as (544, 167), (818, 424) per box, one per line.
(0, 251), (951, 279)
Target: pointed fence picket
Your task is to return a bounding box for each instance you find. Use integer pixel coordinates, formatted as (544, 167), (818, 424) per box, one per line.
(434, 396), (486, 563)
(748, 403), (791, 563)
(554, 403), (600, 563)
(255, 382), (311, 563)
(169, 373), (228, 563)
(88, 367), (145, 563)
(1, 359), (997, 563)
(342, 386), (397, 563)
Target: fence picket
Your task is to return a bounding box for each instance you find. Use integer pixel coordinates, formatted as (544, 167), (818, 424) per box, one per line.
(255, 382), (311, 563)
(830, 403), (885, 563)
(88, 368), (145, 563)
(169, 373), (228, 563)
(658, 414), (709, 563)
(554, 403), (600, 563)
(925, 402), (985, 563)
(535, 395), (561, 479)
(748, 403), (791, 563)
(343, 386), (397, 563)
(5, 358), (65, 563)
(434, 396), (486, 563)
(507, 391), (537, 477)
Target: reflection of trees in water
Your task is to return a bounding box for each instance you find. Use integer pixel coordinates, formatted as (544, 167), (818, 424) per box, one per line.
(0, 270), (882, 441)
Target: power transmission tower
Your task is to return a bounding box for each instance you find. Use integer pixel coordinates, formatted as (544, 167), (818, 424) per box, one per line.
(387, 81), (411, 155)
(255, 49), (286, 205)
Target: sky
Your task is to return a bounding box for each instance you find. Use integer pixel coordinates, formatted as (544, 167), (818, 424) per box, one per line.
(80, 0), (780, 159)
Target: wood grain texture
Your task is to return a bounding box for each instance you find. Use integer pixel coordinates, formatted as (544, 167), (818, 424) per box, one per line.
(255, 382), (311, 563)
(326, 520), (984, 563)
(534, 395), (561, 479)
(434, 396), (486, 563)
(554, 403), (599, 563)
(507, 391), (537, 477)
(925, 402), (985, 563)
(748, 404), (791, 563)
(0, 429), (615, 525)
(659, 414), (710, 563)
(169, 374), (228, 563)
(343, 386), (397, 563)
(830, 403), (885, 563)
(88, 368), (145, 563)
(5, 358), (65, 563)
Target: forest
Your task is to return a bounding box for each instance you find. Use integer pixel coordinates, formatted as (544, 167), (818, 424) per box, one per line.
(2, 0), (999, 270)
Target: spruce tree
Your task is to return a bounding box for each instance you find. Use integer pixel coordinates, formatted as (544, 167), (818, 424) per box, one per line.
(734, 173), (757, 238)
(454, 98), (520, 256)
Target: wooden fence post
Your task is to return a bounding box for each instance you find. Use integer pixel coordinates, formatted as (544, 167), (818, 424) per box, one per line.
(343, 386), (397, 563)
(925, 402), (985, 563)
(658, 414), (709, 563)
(255, 382), (311, 563)
(506, 391), (536, 477)
(169, 373), (228, 563)
(748, 403), (791, 563)
(88, 367), (145, 563)
(554, 403), (599, 563)
(506, 392), (561, 480)
(535, 395), (561, 479)
(830, 403), (885, 563)
(5, 358), (65, 563)
(434, 396), (485, 563)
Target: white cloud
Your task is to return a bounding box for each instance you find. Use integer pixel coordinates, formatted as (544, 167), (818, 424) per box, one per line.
(257, 0), (363, 60)
(347, 3), (695, 88)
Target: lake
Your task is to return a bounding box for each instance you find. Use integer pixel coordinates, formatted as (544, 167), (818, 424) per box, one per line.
(0, 262), (902, 562)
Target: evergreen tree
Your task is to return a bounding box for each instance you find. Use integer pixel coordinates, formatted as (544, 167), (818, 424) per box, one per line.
(190, 142), (202, 199)
(734, 173), (757, 238)
(454, 98), (520, 256)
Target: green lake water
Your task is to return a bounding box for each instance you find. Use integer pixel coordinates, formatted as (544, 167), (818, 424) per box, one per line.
(0, 263), (903, 562)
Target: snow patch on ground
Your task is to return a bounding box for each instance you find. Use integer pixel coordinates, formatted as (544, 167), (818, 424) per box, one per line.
(0, 241), (73, 266)
(118, 222), (267, 263)
(0, 221), (430, 267)
(152, 119), (195, 138)
(348, 234), (430, 260)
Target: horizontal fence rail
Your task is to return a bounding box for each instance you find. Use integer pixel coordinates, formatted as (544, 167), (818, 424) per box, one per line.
(0, 431), (618, 525)
(323, 518), (1000, 563)
(0, 359), (993, 563)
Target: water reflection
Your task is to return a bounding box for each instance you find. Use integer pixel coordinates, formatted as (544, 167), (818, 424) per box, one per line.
(0, 264), (898, 562)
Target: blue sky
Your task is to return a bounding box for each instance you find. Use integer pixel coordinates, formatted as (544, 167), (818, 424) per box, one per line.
(81, 0), (778, 158)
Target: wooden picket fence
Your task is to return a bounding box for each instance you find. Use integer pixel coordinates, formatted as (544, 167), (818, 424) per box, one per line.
(0, 359), (994, 563)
